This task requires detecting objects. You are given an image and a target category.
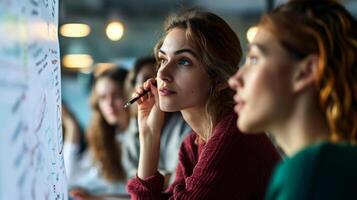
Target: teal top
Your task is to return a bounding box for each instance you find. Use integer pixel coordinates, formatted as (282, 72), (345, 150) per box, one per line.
(266, 142), (357, 200)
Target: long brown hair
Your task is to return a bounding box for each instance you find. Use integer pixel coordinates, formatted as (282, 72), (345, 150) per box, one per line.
(87, 67), (128, 182)
(260, 0), (357, 142)
(154, 8), (242, 141)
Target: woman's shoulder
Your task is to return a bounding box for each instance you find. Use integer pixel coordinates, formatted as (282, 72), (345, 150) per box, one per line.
(286, 142), (357, 170)
(213, 112), (239, 136)
(293, 142), (357, 178)
(270, 142), (330, 188)
(267, 142), (357, 200)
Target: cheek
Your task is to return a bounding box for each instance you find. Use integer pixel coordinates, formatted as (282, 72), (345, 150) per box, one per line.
(184, 77), (210, 102)
(241, 66), (294, 132)
(248, 72), (276, 116)
(244, 67), (274, 102)
(160, 75), (211, 111)
(248, 60), (293, 104)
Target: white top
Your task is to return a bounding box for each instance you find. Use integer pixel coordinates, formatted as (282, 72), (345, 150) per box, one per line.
(63, 134), (127, 195)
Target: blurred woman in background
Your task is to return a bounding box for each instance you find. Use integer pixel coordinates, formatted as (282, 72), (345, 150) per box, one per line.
(63, 67), (130, 199)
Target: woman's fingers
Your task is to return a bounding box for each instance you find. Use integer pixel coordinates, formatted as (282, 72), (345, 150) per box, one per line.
(147, 79), (158, 102)
(69, 188), (88, 198)
(132, 85), (146, 104)
(150, 82), (159, 105)
(143, 78), (155, 91)
(133, 78), (157, 104)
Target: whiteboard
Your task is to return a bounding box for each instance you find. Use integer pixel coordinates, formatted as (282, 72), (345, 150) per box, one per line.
(0, 0), (68, 200)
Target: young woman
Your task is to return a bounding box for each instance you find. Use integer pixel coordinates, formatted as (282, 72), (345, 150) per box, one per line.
(63, 67), (131, 199)
(229, 0), (357, 199)
(127, 8), (281, 199)
(122, 56), (192, 187)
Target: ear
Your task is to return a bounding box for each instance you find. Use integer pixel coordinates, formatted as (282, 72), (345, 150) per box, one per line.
(215, 82), (229, 92)
(293, 54), (319, 93)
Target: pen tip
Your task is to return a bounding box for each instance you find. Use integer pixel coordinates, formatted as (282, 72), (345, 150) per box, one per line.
(123, 102), (130, 108)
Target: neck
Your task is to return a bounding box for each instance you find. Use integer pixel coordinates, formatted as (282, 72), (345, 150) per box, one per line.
(181, 106), (211, 140)
(270, 96), (330, 156)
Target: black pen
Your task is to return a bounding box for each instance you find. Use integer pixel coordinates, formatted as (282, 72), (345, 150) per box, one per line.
(123, 82), (157, 108)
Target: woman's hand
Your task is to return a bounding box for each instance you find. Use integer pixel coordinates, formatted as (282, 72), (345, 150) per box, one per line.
(133, 78), (164, 179)
(134, 78), (165, 137)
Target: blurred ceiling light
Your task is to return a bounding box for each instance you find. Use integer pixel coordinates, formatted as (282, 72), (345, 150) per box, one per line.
(247, 26), (258, 43)
(62, 54), (93, 69)
(60, 23), (91, 38)
(106, 21), (124, 41)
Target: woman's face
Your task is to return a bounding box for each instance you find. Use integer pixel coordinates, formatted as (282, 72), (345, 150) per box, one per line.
(96, 77), (125, 125)
(229, 27), (297, 133)
(156, 28), (211, 112)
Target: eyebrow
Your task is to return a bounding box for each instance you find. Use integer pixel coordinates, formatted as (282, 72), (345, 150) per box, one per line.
(159, 48), (198, 58)
(248, 43), (268, 55)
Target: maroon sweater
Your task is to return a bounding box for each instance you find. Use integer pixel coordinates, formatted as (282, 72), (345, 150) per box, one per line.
(127, 113), (281, 199)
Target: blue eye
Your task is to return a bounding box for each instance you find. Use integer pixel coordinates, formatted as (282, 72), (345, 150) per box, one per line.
(178, 59), (191, 66)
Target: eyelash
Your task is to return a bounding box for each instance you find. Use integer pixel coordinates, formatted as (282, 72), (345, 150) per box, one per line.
(158, 57), (192, 67)
(178, 59), (191, 66)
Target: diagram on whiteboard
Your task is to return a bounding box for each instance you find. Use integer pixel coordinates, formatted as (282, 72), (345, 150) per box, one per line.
(0, 0), (67, 199)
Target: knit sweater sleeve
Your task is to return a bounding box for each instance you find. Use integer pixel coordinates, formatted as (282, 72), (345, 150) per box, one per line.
(126, 133), (195, 200)
(126, 171), (166, 200)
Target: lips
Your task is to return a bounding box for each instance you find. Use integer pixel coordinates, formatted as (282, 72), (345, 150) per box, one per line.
(159, 88), (176, 96)
(233, 94), (245, 113)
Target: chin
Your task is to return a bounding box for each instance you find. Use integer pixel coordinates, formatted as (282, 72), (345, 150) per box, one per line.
(105, 117), (117, 126)
(237, 119), (261, 134)
(159, 102), (179, 112)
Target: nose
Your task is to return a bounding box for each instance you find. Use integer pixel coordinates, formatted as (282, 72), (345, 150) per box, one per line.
(157, 61), (173, 83)
(228, 67), (244, 90)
